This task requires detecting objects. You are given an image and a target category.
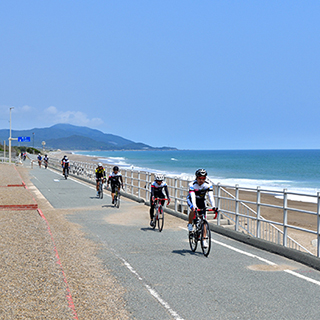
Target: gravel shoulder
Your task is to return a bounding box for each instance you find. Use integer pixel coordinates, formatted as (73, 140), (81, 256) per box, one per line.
(0, 163), (130, 319)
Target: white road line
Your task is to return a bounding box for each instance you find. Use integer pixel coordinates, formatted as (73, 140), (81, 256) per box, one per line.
(109, 248), (185, 320)
(180, 226), (320, 287)
(48, 168), (97, 190)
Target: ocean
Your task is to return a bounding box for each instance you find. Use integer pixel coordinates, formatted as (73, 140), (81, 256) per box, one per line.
(74, 149), (320, 196)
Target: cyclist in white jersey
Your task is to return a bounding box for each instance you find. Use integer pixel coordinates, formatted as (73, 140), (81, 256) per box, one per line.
(187, 169), (216, 246)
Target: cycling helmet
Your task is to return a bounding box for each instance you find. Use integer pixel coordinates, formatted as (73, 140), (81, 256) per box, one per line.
(113, 166), (119, 171)
(98, 162), (102, 167)
(195, 169), (207, 177)
(155, 173), (164, 181)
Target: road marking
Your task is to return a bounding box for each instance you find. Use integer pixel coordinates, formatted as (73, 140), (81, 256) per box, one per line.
(180, 226), (320, 287)
(109, 247), (185, 320)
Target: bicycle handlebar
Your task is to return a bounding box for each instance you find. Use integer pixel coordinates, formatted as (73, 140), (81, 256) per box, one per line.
(154, 198), (169, 201)
(195, 207), (219, 219)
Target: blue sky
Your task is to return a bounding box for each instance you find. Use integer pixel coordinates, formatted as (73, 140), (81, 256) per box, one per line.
(0, 1), (319, 150)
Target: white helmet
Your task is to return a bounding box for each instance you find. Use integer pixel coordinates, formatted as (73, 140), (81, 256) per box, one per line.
(98, 163), (102, 167)
(155, 173), (164, 181)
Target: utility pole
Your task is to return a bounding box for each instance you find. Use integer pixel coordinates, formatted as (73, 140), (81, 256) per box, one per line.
(9, 107), (14, 164)
(8, 107), (18, 164)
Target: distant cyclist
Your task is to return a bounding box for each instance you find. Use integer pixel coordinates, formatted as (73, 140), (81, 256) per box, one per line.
(95, 163), (106, 197)
(37, 153), (42, 168)
(62, 156), (70, 176)
(149, 173), (170, 227)
(107, 166), (123, 204)
(43, 154), (48, 168)
(187, 169), (216, 247)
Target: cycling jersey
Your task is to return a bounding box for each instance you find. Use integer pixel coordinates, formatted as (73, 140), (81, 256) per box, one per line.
(108, 172), (123, 186)
(187, 179), (215, 209)
(62, 159), (70, 168)
(95, 167), (106, 179)
(108, 172), (123, 193)
(149, 181), (170, 221)
(150, 181), (169, 199)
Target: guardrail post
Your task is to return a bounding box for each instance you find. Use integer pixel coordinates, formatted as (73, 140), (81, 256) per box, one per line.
(174, 177), (178, 212)
(317, 192), (320, 258)
(235, 184), (239, 231)
(137, 171), (141, 198)
(256, 186), (261, 238)
(130, 170), (134, 195)
(124, 170), (128, 192)
(145, 172), (151, 201)
(217, 183), (221, 225)
(283, 189), (288, 247)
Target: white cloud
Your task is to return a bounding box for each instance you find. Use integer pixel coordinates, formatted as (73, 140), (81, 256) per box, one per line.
(0, 104), (104, 130)
(43, 107), (104, 127)
(45, 106), (58, 114)
(20, 105), (33, 112)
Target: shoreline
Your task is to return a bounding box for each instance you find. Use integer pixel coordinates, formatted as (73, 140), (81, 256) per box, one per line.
(48, 150), (318, 255)
(49, 150), (320, 203)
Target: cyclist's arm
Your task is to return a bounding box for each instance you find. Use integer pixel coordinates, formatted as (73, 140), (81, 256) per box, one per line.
(207, 188), (216, 208)
(164, 185), (170, 199)
(189, 189), (197, 210)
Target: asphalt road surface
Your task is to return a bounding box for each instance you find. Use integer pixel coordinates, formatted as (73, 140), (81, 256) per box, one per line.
(30, 166), (320, 320)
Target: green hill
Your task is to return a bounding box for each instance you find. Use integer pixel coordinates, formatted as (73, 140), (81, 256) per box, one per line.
(0, 124), (176, 151)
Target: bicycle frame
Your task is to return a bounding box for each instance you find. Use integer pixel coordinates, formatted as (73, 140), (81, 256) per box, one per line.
(98, 178), (104, 198)
(189, 207), (218, 257)
(152, 198), (168, 232)
(114, 185), (121, 208)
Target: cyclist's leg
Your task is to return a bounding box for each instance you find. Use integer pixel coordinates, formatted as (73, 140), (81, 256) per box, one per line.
(111, 184), (116, 203)
(149, 197), (155, 220)
(187, 196), (195, 225)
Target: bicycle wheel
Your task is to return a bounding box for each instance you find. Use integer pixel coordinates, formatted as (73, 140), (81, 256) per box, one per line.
(116, 194), (120, 208)
(151, 207), (157, 230)
(99, 182), (103, 199)
(157, 206), (164, 232)
(200, 220), (211, 257)
(189, 224), (198, 252)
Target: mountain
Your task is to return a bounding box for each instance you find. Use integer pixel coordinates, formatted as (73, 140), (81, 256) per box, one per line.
(0, 124), (176, 151)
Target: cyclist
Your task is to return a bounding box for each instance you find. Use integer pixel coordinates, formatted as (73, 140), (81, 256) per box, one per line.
(107, 166), (123, 204)
(37, 153), (42, 168)
(43, 154), (48, 168)
(187, 169), (216, 247)
(95, 163), (106, 196)
(62, 156), (70, 176)
(149, 173), (170, 227)
(61, 155), (67, 169)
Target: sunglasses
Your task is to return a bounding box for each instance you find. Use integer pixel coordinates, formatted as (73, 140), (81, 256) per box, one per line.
(198, 177), (206, 180)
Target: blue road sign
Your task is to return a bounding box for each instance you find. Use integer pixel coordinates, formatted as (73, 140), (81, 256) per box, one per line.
(18, 136), (31, 142)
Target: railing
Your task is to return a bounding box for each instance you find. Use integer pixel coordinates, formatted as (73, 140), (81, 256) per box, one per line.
(47, 157), (320, 258)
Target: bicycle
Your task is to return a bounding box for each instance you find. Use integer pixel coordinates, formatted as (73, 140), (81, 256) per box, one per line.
(151, 198), (168, 232)
(97, 178), (104, 199)
(189, 207), (218, 257)
(44, 160), (48, 169)
(63, 166), (69, 180)
(114, 185), (121, 208)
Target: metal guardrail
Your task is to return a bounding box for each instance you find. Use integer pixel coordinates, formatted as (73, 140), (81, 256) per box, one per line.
(47, 157), (320, 258)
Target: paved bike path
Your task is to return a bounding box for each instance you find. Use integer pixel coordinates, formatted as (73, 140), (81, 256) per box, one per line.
(30, 166), (320, 320)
